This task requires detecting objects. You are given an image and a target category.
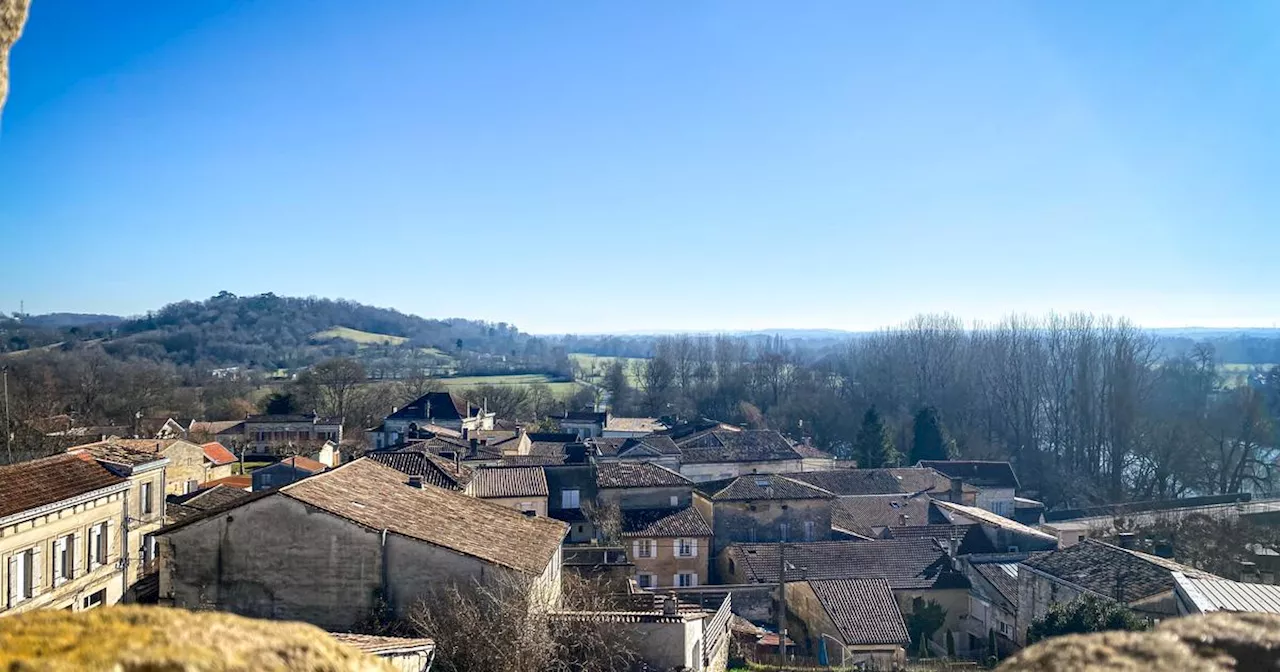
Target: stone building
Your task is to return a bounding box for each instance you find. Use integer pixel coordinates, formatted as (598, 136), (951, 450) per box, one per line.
(156, 458), (567, 631)
(465, 466), (549, 515)
(70, 438), (205, 496)
(370, 392), (494, 450)
(693, 473), (835, 557)
(68, 442), (170, 586)
(918, 460), (1021, 517)
(0, 454), (131, 615)
(784, 577), (909, 668)
(200, 442), (238, 483)
(676, 430), (806, 483)
(596, 462), (694, 510)
(235, 414), (344, 453)
(250, 455), (327, 491)
(621, 507), (714, 589)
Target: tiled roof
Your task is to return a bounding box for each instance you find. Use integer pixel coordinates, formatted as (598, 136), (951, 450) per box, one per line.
(189, 420), (245, 436)
(282, 459), (567, 574)
(471, 430), (519, 447)
(604, 417), (668, 433)
(973, 561), (1020, 605)
(495, 455), (567, 466)
(245, 413), (341, 425)
(726, 539), (970, 590)
(552, 411), (607, 424)
(620, 507), (712, 538)
(592, 436), (682, 457)
(931, 499), (1058, 544)
(886, 524), (998, 555)
(211, 421), (246, 435)
(202, 442), (238, 466)
(791, 444), (833, 459)
(69, 441), (170, 469)
(279, 456), (328, 473)
(808, 578), (910, 646)
(72, 438), (200, 457)
(677, 430), (802, 464)
(170, 484), (251, 512)
(831, 494), (940, 537)
(469, 466), (548, 498)
(1023, 539), (1217, 603)
(697, 473), (835, 501)
(788, 468), (950, 496)
(329, 632), (435, 656)
(596, 462), (690, 489)
(529, 441), (572, 458)
(387, 392), (470, 421)
(368, 450), (473, 490)
(201, 475), (251, 490)
(918, 460), (1019, 489)
(0, 454), (128, 519)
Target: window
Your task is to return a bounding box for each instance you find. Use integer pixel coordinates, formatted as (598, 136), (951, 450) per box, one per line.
(804, 521), (816, 542)
(678, 539), (697, 557)
(83, 589), (106, 610)
(54, 535), (75, 583)
(562, 489), (581, 509)
(88, 522), (108, 568)
(9, 549), (34, 602)
(676, 572), (697, 587)
(636, 573), (654, 588)
(140, 482), (153, 515)
(185, 479), (198, 495)
(635, 539), (654, 558)
(779, 522), (789, 542)
(669, 495), (679, 507)
(998, 621), (1012, 636)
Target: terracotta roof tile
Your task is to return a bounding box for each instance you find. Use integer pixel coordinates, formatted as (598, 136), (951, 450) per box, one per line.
(677, 430), (801, 464)
(697, 473), (835, 501)
(468, 466), (548, 498)
(202, 442), (238, 466)
(0, 454), (128, 519)
(808, 578), (910, 646)
(282, 458), (566, 574)
(726, 539), (971, 590)
(368, 450), (473, 490)
(69, 441), (169, 469)
(279, 455), (327, 473)
(620, 507), (712, 538)
(831, 494), (940, 537)
(596, 462), (690, 489)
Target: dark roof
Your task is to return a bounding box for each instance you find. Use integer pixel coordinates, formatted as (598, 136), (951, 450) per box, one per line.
(885, 524), (998, 555)
(656, 418), (739, 441)
(620, 507), (713, 538)
(696, 473), (835, 501)
(596, 462), (690, 489)
(808, 578), (910, 646)
(171, 484), (252, 511)
(918, 461), (1019, 489)
(386, 392), (470, 422)
(972, 561), (1020, 605)
(368, 450), (473, 490)
(678, 430), (802, 464)
(469, 466), (549, 498)
(527, 432), (580, 443)
(792, 444), (834, 459)
(592, 436), (682, 458)
(725, 539), (971, 590)
(0, 454), (128, 519)
(788, 468), (947, 496)
(831, 494), (941, 537)
(495, 455), (567, 466)
(1022, 539), (1217, 603)
(552, 411), (607, 424)
(245, 413), (340, 425)
(280, 459), (567, 574)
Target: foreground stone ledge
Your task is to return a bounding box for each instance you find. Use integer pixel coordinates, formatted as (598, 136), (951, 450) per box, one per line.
(0, 605), (394, 671)
(998, 612), (1280, 672)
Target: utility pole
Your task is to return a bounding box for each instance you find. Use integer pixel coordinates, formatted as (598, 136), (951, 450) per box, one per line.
(2, 365), (11, 464)
(777, 529), (788, 663)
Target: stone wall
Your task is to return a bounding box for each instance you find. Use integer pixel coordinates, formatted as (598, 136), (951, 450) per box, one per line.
(708, 498), (832, 556)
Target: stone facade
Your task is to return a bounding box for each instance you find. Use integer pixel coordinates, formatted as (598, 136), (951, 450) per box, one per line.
(784, 581), (906, 669)
(695, 495), (832, 558)
(599, 484), (693, 511)
(679, 459), (805, 484)
(629, 535), (711, 589)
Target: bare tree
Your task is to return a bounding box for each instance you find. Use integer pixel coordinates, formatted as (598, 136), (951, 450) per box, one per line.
(297, 357), (366, 420)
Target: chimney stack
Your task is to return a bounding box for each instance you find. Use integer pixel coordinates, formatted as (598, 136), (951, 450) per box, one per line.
(663, 596), (677, 616)
(949, 478), (963, 502)
(1117, 532), (1136, 550)
(408, 476), (424, 489)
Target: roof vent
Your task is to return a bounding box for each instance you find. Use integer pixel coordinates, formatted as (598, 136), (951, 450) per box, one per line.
(754, 478), (770, 487)
(407, 476), (424, 489)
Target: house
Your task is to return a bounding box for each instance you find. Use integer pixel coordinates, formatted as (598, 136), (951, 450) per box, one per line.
(70, 438), (206, 496)
(591, 435), (682, 471)
(367, 450), (473, 491)
(251, 455), (327, 491)
(166, 485), (251, 524)
(550, 592), (732, 671)
(548, 410), (608, 439)
(237, 413), (343, 453)
(788, 467), (974, 502)
(1172, 571), (1280, 615)
(792, 443), (837, 472)
(596, 462), (694, 510)
(521, 432), (581, 461)
(722, 538), (973, 655)
(931, 499), (1058, 553)
(677, 430), (807, 483)
(371, 392), (494, 450)
(958, 553), (1031, 659)
(328, 633), (436, 672)
(918, 461), (1021, 517)
(830, 493), (942, 538)
(0, 454), (131, 615)
(546, 450), (598, 544)
(693, 473), (836, 557)
(201, 442), (238, 482)
(68, 442), (170, 586)
(621, 507), (713, 589)
(156, 458), (568, 631)
(1015, 539), (1220, 646)
(785, 578), (909, 669)
(602, 416), (669, 438)
(186, 420), (245, 443)
(198, 475), (252, 491)
(465, 466), (549, 516)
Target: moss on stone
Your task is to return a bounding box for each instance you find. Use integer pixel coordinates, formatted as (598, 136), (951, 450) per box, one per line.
(0, 606), (395, 671)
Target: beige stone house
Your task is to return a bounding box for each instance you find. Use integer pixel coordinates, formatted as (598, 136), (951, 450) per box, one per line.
(156, 458), (567, 631)
(200, 442), (238, 482)
(785, 578), (909, 668)
(0, 454), (131, 615)
(621, 507), (713, 589)
(596, 461), (693, 510)
(68, 442), (170, 585)
(465, 466), (549, 515)
(676, 430), (806, 483)
(693, 473), (836, 557)
(71, 438), (207, 496)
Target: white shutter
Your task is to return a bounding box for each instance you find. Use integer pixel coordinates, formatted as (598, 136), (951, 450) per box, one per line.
(672, 539), (680, 556)
(691, 539), (698, 558)
(690, 573), (698, 587)
(53, 539), (65, 582)
(7, 555), (17, 607)
(632, 541), (640, 560)
(30, 547), (42, 597)
(672, 574), (680, 587)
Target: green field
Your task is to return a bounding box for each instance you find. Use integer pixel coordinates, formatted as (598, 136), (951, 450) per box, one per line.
(569, 353), (647, 386)
(436, 374), (583, 398)
(312, 326), (409, 346)
(1220, 362), (1275, 388)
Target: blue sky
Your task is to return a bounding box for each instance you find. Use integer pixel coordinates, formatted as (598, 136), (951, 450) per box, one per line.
(1, 1), (1277, 334)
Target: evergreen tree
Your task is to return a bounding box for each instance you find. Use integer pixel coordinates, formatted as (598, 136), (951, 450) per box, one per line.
(910, 406), (951, 463)
(854, 406), (899, 468)
(1027, 594), (1147, 642)
(945, 630), (956, 658)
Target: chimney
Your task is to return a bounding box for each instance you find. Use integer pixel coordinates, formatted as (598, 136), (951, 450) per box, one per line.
(469, 438), (478, 458)
(899, 513), (909, 526)
(1117, 532), (1136, 550)
(949, 478), (962, 502)
(566, 443), (587, 464)
(462, 427), (469, 440)
(454, 451), (461, 473)
(662, 596), (677, 616)
(408, 476), (424, 489)
(522, 510), (537, 518)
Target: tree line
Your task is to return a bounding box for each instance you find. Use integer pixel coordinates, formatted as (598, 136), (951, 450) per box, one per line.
(603, 314), (1280, 509)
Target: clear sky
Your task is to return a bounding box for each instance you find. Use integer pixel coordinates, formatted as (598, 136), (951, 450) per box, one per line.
(1, 1), (1277, 334)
